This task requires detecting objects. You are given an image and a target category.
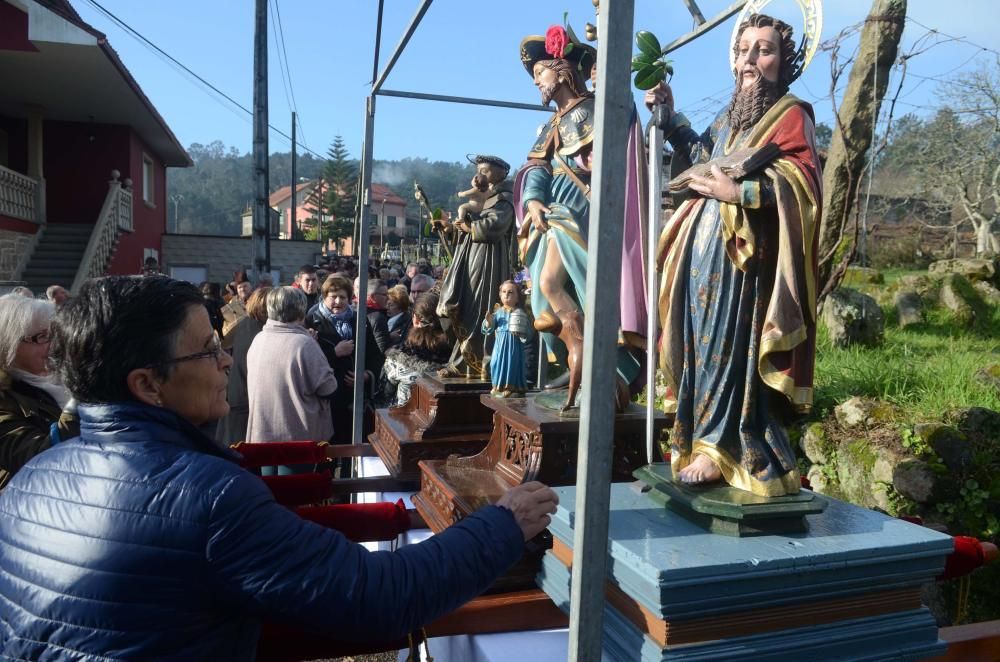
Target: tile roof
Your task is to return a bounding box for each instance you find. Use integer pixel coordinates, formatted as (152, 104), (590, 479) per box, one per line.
(270, 181), (315, 206)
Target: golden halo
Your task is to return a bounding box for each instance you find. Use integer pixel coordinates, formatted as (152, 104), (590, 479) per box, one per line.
(728, 0), (823, 83)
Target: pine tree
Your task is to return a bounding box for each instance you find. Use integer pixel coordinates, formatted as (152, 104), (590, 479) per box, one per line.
(303, 136), (358, 249)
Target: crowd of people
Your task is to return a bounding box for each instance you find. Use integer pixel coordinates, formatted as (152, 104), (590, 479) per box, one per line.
(0, 264), (555, 658)
(0, 256), (483, 478)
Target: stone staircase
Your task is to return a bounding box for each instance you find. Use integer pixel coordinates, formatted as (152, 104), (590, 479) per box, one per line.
(20, 223), (94, 294)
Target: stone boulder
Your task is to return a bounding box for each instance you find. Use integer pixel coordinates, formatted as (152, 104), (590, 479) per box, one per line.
(806, 464), (832, 496)
(893, 290), (923, 327)
(800, 422), (833, 464)
(844, 265), (884, 285)
(822, 288), (885, 347)
(893, 459), (937, 503)
(973, 280), (1000, 305)
(928, 257), (998, 284)
(949, 407), (1000, 448)
(897, 274), (935, 296)
(914, 423), (972, 473)
(939, 273), (981, 326)
(973, 364), (1000, 394)
(834, 396), (896, 430)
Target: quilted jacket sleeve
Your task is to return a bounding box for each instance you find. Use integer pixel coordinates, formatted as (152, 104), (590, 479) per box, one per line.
(205, 471), (523, 641)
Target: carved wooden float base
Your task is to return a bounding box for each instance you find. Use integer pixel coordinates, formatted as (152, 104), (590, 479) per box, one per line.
(369, 374), (494, 480)
(413, 394), (670, 591)
(415, 394), (669, 532)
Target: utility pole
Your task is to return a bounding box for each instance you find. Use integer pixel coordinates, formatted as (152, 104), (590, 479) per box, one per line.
(251, 0), (270, 282)
(291, 111), (298, 240)
(317, 178), (324, 253)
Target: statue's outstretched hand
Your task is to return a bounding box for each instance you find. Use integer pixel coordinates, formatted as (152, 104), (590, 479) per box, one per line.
(524, 199), (551, 235)
(688, 164), (740, 204)
(644, 81), (674, 113)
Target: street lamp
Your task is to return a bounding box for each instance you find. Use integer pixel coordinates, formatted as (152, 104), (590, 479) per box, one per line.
(380, 197), (386, 256)
(169, 193), (183, 232)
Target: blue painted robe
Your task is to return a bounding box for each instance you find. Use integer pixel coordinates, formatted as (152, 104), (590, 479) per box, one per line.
(658, 96), (822, 496)
(482, 307), (527, 395)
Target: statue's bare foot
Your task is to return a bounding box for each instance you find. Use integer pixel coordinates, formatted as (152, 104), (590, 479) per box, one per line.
(678, 454), (722, 485)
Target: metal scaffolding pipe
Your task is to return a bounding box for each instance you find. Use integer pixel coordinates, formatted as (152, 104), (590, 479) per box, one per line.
(646, 121), (663, 464)
(376, 88), (550, 113)
(371, 0), (434, 93)
(661, 0), (746, 54)
(352, 96), (376, 447)
(567, 0), (636, 659)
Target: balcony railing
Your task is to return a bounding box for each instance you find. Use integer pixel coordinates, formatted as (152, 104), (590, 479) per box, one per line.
(0, 164), (39, 222)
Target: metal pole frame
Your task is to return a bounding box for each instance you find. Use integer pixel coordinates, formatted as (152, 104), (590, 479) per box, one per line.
(371, 0), (433, 93)
(567, 1), (635, 659)
(646, 120), (663, 464)
(345, 7), (748, 653)
(351, 94), (375, 448)
(291, 111), (297, 239)
(251, 0), (270, 282)
(376, 89), (549, 113)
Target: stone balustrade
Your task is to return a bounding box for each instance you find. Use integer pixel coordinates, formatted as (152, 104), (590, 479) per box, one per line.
(71, 171), (133, 292)
(0, 165), (39, 222)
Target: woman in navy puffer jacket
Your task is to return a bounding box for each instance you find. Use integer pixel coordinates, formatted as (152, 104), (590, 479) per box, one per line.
(0, 275), (558, 660)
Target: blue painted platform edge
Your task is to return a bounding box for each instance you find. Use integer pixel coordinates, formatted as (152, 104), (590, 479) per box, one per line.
(548, 484), (951, 619)
(537, 554), (946, 662)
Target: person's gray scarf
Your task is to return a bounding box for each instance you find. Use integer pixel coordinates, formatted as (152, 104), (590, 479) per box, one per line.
(316, 304), (354, 340)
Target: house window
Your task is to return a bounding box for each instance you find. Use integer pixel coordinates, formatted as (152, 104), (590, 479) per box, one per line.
(142, 154), (154, 206)
(387, 215), (397, 227)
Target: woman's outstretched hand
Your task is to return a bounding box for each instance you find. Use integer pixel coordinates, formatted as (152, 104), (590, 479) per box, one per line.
(496, 481), (559, 540)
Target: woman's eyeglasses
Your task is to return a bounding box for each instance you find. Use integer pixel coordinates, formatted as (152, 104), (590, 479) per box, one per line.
(148, 334), (226, 368)
(21, 330), (52, 345)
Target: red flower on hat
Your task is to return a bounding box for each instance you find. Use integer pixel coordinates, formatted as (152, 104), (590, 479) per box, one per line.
(545, 25), (568, 59)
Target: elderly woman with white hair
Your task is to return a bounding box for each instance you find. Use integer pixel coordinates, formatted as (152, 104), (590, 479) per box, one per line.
(0, 294), (78, 489)
(245, 287), (337, 473)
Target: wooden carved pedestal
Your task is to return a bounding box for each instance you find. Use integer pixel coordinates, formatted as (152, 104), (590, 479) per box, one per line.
(413, 394), (669, 590)
(369, 374), (494, 481)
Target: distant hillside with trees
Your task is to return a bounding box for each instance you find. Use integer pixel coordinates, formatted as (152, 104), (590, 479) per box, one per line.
(166, 139), (476, 237)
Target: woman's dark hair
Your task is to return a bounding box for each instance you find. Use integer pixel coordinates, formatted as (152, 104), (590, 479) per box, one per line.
(50, 276), (204, 403)
(406, 292), (449, 354)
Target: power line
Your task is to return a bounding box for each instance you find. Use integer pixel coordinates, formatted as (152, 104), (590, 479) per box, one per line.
(271, 0), (310, 153)
(904, 17), (1000, 59)
(268, 0), (294, 117)
(83, 0), (325, 159)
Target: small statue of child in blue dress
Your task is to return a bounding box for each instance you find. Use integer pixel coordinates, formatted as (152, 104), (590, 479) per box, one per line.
(482, 280), (531, 397)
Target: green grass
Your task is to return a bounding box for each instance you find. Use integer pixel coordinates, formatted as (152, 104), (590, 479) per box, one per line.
(813, 272), (1000, 424)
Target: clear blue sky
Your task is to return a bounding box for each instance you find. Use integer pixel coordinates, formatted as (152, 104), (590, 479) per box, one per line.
(73, 0), (998, 179)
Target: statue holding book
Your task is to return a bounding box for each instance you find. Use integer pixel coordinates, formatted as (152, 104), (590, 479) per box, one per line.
(649, 13), (822, 496)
